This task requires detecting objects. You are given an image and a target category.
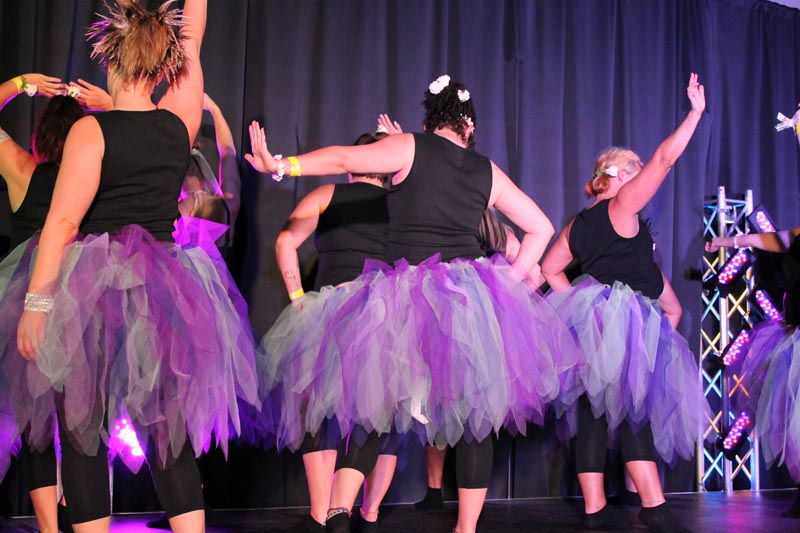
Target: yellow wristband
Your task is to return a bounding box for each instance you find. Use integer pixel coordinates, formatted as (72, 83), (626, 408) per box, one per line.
(288, 156), (301, 177)
(795, 124), (800, 134)
(289, 288), (305, 301)
(11, 76), (24, 92)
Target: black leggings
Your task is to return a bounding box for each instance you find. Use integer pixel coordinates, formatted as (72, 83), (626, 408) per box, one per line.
(575, 396), (656, 473)
(335, 427), (493, 489)
(58, 421), (204, 524)
(20, 440), (57, 491)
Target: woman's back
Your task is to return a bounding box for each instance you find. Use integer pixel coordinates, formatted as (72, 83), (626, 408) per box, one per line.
(386, 132), (491, 264)
(80, 110), (189, 241)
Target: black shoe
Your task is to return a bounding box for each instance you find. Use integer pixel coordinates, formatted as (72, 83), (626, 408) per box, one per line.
(325, 512), (351, 533)
(414, 487), (443, 510)
(781, 487), (800, 518)
(354, 512), (379, 533)
(582, 505), (631, 530)
(57, 504), (74, 533)
(146, 512), (171, 530)
(639, 503), (693, 533)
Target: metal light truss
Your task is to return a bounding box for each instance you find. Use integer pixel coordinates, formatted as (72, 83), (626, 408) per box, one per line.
(699, 187), (759, 492)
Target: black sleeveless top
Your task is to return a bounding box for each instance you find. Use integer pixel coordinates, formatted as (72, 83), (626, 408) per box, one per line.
(10, 162), (58, 248)
(80, 110), (189, 241)
(314, 182), (388, 290)
(783, 235), (800, 326)
(568, 199), (664, 299)
(386, 133), (491, 264)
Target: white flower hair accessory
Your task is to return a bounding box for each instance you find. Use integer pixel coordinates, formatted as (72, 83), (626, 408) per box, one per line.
(462, 115), (474, 127)
(428, 74), (450, 95)
(775, 111), (800, 131)
(457, 89), (470, 102)
(594, 165), (619, 178)
(66, 85), (81, 99)
(375, 125), (388, 134)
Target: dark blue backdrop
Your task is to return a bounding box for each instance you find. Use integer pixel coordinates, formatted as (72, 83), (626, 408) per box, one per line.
(1, 0), (798, 514)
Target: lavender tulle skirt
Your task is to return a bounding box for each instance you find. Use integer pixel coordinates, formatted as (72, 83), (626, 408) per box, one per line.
(736, 320), (800, 480)
(258, 254), (580, 451)
(0, 225), (258, 474)
(546, 275), (707, 465)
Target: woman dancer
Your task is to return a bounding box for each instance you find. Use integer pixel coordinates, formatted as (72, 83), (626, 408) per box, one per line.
(0, 73), (78, 533)
(6, 1), (257, 532)
(265, 130), (397, 532)
(541, 73), (706, 532)
(708, 226), (800, 517)
(247, 74), (572, 533)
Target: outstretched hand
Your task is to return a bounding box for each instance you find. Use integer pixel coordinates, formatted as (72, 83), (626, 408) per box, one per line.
(244, 120), (277, 174)
(687, 73), (705, 114)
(24, 74), (65, 97)
(378, 113), (403, 135)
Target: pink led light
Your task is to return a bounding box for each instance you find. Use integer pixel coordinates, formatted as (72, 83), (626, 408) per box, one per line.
(723, 412), (751, 450)
(113, 417), (144, 457)
(755, 289), (783, 322)
(754, 211), (776, 233)
(722, 329), (751, 366)
(718, 249), (750, 285)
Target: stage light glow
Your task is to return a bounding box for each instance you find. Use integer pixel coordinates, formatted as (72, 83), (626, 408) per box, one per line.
(721, 329), (751, 367)
(722, 412), (751, 451)
(754, 289), (783, 322)
(748, 205), (778, 234)
(717, 249), (752, 286)
(112, 417), (144, 457)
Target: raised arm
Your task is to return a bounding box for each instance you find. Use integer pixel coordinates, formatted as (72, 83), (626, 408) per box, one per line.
(706, 227), (800, 254)
(275, 185), (334, 300)
(613, 73), (705, 216)
(158, 0), (207, 145)
(489, 162), (555, 282)
(18, 116), (104, 358)
(245, 120), (413, 179)
(69, 78), (113, 112)
(0, 74), (65, 210)
(204, 93), (240, 231)
(541, 222), (575, 291)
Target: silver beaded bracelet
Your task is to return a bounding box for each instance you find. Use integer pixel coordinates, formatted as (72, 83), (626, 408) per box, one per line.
(24, 293), (54, 313)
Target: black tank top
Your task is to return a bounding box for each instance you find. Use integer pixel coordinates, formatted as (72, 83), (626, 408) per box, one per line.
(314, 182), (388, 289)
(80, 110), (189, 241)
(783, 235), (800, 326)
(386, 133), (491, 264)
(568, 199), (664, 299)
(10, 162), (58, 248)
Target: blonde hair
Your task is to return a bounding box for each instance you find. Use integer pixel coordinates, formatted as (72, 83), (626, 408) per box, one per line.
(87, 0), (185, 87)
(584, 146), (637, 197)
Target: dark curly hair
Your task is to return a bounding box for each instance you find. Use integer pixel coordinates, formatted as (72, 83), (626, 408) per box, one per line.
(32, 96), (86, 164)
(422, 77), (476, 146)
(351, 131), (391, 183)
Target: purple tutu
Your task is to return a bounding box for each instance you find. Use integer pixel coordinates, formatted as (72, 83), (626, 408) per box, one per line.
(0, 225), (258, 472)
(546, 275), (708, 465)
(260, 254), (579, 451)
(736, 320), (800, 480)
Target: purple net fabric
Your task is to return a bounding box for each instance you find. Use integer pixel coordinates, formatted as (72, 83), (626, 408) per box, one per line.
(258, 253), (580, 451)
(546, 275), (708, 465)
(736, 321), (800, 481)
(0, 225), (258, 474)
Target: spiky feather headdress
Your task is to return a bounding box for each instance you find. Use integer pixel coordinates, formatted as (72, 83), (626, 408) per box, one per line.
(87, 0), (185, 85)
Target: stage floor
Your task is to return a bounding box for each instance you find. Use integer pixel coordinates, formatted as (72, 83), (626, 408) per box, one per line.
(0, 489), (796, 532)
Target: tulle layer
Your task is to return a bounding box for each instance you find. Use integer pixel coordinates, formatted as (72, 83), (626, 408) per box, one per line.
(0, 225), (258, 472)
(259, 254), (579, 451)
(737, 321), (800, 480)
(546, 275), (707, 465)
